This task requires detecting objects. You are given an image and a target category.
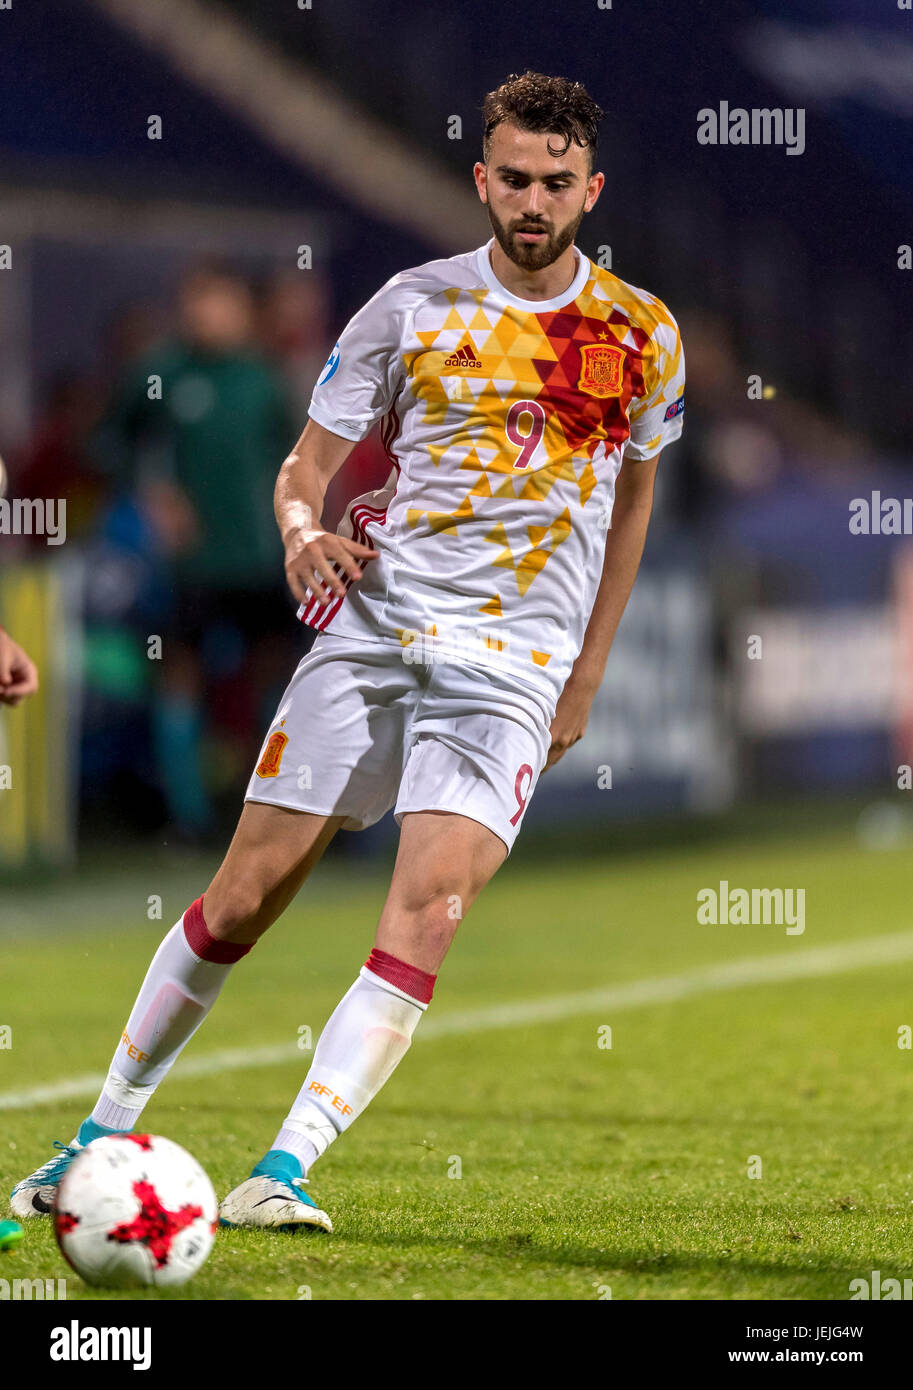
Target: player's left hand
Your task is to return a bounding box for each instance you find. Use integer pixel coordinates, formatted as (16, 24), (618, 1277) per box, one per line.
(543, 678), (596, 771)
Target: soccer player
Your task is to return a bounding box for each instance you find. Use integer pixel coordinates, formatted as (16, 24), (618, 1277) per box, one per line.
(12, 72), (684, 1232)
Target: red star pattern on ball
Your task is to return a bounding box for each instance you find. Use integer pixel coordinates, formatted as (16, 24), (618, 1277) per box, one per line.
(107, 1180), (202, 1268)
(54, 1209), (80, 1236)
(112, 1133), (154, 1150)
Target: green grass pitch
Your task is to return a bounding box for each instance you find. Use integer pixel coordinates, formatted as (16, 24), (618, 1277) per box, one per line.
(2, 809), (912, 1300)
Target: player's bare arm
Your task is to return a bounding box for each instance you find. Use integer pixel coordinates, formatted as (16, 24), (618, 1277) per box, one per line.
(0, 626), (39, 705)
(275, 417), (379, 608)
(545, 455), (660, 770)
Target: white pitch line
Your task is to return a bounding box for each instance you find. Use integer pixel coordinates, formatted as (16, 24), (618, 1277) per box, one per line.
(2, 930), (912, 1112)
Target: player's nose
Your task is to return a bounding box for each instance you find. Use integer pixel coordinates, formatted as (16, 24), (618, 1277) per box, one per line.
(522, 186), (546, 216)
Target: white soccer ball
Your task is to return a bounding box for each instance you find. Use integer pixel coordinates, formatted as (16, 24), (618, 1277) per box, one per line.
(53, 1133), (218, 1288)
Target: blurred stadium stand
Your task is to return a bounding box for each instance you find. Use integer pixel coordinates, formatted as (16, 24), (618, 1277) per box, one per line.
(2, 0), (912, 869)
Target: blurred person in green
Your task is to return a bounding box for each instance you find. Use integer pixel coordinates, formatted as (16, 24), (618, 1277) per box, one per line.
(98, 262), (299, 840)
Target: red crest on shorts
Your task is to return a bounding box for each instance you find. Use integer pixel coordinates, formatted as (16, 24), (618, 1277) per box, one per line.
(256, 731), (288, 778)
(577, 342), (625, 399)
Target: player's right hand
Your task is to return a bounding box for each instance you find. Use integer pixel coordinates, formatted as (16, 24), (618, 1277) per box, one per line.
(284, 529), (379, 607)
(0, 628), (39, 706)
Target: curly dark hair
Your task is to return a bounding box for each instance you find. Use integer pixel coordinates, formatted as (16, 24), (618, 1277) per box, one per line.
(482, 71), (605, 173)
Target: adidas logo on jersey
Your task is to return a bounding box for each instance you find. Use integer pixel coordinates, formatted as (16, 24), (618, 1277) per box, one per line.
(443, 343), (482, 370)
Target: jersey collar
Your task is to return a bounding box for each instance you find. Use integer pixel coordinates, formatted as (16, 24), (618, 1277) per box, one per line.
(475, 237), (591, 312)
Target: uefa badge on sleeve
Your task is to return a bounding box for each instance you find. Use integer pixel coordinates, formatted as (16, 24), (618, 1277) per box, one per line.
(317, 343), (341, 385)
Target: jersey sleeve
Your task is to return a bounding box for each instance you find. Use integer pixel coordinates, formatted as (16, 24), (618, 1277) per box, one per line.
(308, 276), (412, 442)
(625, 310), (685, 461)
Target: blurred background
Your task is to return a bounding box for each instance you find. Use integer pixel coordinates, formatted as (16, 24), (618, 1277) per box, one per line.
(2, 0), (913, 873)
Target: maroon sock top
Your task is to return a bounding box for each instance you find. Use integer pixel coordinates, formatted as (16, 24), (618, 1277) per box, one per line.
(183, 897), (253, 964)
(364, 947), (436, 1004)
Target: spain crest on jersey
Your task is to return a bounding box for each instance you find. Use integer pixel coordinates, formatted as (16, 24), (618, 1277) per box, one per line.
(577, 342), (625, 399)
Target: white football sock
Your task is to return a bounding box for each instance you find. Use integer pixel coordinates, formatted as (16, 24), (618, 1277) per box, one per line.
(90, 897), (252, 1132)
(273, 951), (435, 1174)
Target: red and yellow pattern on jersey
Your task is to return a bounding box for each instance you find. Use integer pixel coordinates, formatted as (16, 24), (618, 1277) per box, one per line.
(302, 239), (684, 710)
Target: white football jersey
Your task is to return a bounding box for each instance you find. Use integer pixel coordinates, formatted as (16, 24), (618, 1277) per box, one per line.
(301, 238), (685, 710)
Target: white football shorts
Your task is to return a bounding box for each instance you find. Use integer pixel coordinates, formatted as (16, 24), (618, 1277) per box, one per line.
(244, 632), (555, 852)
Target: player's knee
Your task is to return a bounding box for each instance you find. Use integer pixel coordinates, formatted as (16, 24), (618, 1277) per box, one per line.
(202, 882), (270, 942)
(409, 890), (464, 952)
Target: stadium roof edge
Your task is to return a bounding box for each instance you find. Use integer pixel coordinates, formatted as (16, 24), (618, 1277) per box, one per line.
(88, 0), (485, 254)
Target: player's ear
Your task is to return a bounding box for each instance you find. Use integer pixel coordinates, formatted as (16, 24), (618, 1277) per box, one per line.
(584, 171), (605, 212)
(473, 161), (488, 203)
